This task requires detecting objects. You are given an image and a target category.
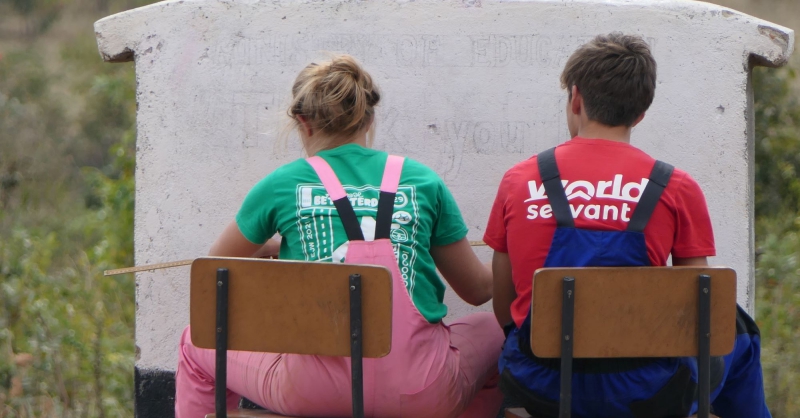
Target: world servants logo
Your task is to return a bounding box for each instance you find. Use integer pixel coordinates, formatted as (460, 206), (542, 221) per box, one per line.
(523, 175), (649, 222)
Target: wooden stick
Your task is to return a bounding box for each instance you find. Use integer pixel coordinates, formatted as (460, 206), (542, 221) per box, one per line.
(103, 240), (489, 276)
(104, 260), (194, 276)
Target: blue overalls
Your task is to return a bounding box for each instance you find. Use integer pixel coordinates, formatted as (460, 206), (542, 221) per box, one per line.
(498, 148), (771, 418)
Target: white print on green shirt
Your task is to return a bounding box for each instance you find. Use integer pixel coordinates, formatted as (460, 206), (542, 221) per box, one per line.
(295, 184), (420, 294)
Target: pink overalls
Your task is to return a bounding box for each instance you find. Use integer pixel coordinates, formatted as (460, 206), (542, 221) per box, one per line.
(176, 155), (504, 417)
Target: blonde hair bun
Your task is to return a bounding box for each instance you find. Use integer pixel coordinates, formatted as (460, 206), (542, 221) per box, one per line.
(289, 54), (380, 154)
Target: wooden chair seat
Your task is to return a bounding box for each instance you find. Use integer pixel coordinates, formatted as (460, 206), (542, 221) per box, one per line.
(504, 408), (718, 418)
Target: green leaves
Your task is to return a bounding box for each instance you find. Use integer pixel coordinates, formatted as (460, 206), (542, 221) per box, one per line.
(754, 66), (800, 417)
(754, 67), (800, 223)
(756, 224), (800, 417)
(0, 6), (137, 416)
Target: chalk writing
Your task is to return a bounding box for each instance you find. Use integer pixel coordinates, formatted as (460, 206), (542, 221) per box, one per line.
(208, 33), (657, 70)
(184, 90), (278, 150)
(471, 35), (552, 67)
(446, 120), (527, 154)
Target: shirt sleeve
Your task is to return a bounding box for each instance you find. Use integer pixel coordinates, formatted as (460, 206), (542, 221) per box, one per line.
(235, 174), (279, 245)
(430, 178), (469, 247)
(671, 173), (716, 258)
(483, 170), (511, 253)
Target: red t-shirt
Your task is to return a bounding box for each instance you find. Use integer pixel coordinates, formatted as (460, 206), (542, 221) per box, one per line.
(484, 138), (716, 327)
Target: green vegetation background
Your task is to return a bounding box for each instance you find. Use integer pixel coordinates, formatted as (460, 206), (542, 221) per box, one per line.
(0, 0), (798, 416)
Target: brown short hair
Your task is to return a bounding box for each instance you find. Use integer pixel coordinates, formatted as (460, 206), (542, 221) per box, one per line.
(560, 33), (657, 127)
(288, 55), (380, 155)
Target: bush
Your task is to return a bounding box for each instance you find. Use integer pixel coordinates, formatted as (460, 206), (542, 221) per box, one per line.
(756, 222), (800, 417)
(753, 66), (800, 418)
(0, 40), (135, 418)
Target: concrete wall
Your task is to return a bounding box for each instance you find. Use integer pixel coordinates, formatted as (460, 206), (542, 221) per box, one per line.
(94, 0), (793, 415)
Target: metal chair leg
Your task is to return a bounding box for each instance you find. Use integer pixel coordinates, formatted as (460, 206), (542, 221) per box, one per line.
(215, 268), (229, 418)
(349, 274), (364, 418)
(697, 274), (711, 418)
(559, 277), (575, 418)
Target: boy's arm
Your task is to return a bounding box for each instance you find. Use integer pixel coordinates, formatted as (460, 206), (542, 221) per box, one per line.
(671, 172), (716, 263)
(673, 256), (708, 266)
(492, 251), (516, 326)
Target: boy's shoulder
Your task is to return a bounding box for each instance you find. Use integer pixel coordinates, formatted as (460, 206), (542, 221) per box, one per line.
(497, 141), (705, 199)
(501, 154), (541, 183)
(661, 165), (706, 202)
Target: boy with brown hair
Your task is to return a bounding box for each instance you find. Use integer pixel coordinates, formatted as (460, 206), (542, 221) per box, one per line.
(484, 33), (770, 418)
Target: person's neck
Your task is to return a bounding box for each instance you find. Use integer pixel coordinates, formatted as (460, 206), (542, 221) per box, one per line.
(352, 132), (368, 147)
(576, 120), (632, 144)
(309, 132), (369, 155)
(333, 131), (369, 148)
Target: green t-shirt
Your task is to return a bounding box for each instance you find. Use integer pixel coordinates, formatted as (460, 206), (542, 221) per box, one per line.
(235, 143), (468, 323)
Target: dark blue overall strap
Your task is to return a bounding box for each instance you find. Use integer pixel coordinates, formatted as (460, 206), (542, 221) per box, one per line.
(374, 155), (405, 240)
(626, 160), (674, 233)
(374, 193), (395, 240)
(333, 199), (365, 241)
(537, 147), (575, 228)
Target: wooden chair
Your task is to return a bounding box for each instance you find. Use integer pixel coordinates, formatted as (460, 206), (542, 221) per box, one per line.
(505, 267), (736, 418)
(189, 257), (393, 418)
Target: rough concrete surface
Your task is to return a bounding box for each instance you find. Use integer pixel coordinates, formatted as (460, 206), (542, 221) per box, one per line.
(95, 0), (793, 372)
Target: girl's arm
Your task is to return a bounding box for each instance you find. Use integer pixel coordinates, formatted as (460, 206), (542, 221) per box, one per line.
(208, 220), (276, 257)
(430, 238), (493, 306)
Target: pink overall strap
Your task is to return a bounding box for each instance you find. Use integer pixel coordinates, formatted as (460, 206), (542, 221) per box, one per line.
(375, 155), (405, 240)
(306, 156), (347, 201)
(306, 156), (365, 241)
(380, 155), (405, 193)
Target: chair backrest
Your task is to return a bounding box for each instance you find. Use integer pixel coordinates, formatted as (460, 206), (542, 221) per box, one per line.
(530, 266), (737, 358)
(189, 257), (393, 358)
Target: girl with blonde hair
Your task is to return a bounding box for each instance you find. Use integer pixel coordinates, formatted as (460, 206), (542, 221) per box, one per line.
(175, 54), (504, 417)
